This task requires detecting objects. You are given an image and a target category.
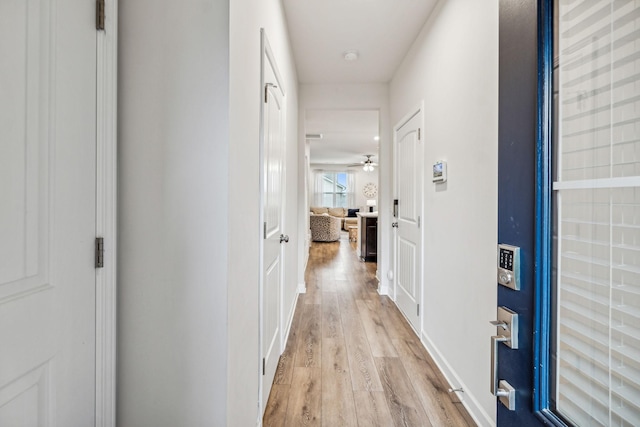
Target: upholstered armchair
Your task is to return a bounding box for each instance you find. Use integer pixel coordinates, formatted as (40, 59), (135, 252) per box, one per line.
(310, 214), (341, 242)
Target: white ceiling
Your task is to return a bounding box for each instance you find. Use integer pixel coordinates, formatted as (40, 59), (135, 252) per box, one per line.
(282, 0), (438, 84)
(285, 0), (438, 165)
(307, 110), (379, 166)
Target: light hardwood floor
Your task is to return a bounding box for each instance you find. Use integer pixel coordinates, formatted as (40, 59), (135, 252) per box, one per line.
(263, 235), (476, 427)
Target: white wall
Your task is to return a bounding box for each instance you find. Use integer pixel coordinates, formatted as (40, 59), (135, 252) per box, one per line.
(299, 141), (312, 284)
(229, 0), (299, 425)
(354, 168), (380, 209)
(117, 0), (229, 425)
(118, 0), (298, 425)
(389, 0), (499, 425)
(299, 84), (391, 294)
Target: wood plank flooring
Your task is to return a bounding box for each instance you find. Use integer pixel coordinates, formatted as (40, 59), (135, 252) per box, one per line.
(263, 235), (476, 427)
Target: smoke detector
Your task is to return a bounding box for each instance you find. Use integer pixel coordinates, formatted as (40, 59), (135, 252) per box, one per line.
(343, 50), (359, 61)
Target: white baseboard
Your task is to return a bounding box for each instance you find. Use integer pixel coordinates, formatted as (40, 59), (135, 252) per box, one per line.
(282, 291), (301, 352)
(421, 332), (495, 427)
(297, 282), (306, 294)
(377, 283), (389, 295)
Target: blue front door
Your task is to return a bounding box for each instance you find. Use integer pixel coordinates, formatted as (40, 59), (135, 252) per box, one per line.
(498, 1), (640, 425)
(497, 0), (542, 424)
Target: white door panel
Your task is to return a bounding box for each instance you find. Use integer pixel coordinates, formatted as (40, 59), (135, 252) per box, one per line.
(397, 238), (417, 298)
(394, 111), (423, 333)
(0, 0), (97, 424)
(263, 257), (280, 376)
(260, 32), (286, 414)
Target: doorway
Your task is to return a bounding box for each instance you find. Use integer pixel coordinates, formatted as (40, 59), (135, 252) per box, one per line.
(393, 107), (424, 334)
(260, 30), (288, 414)
(0, 1), (117, 425)
(305, 109), (380, 269)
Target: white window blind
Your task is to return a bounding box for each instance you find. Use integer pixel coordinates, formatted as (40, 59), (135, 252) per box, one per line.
(320, 172), (348, 208)
(555, 1), (640, 426)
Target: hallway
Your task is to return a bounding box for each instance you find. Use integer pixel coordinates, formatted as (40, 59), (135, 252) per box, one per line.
(263, 236), (476, 426)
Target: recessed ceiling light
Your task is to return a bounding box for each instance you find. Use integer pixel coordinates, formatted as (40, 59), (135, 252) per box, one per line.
(374, 136), (379, 141)
(343, 50), (359, 61)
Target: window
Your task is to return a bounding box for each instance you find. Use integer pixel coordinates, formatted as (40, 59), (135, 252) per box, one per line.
(321, 172), (348, 208)
(551, 1), (640, 425)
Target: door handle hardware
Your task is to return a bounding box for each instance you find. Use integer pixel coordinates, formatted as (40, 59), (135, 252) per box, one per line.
(279, 234), (289, 243)
(490, 306), (519, 410)
(491, 335), (509, 395)
(496, 380), (516, 410)
(489, 320), (509, 330)
(491, 306), (518, 349)
(392, 222), (398, 228)
(497, 244), (521, 290)
(265, 83), (278, 103)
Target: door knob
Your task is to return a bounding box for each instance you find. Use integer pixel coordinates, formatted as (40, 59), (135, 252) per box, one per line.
(392, 222), (398, 228)
(279, 234), (289, 243)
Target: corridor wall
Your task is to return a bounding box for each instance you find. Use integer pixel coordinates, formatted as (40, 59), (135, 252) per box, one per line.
(118, 0), (299, 424)
(118, 0), (230, 425)
(390, 0), (499, 424)
(229, 0), (300, 424)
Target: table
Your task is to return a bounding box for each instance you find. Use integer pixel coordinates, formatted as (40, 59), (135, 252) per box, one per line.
(347, 225), (358, 242)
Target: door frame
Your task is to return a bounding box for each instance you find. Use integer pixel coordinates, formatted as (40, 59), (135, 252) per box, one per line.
(392, 103), (425, 334)
(533, 0), (578, 424)
(95, 1), (118, 425)
(258, 28), (286, 416)
(496, 0), (539, 424)
(532, 0), (555, 421)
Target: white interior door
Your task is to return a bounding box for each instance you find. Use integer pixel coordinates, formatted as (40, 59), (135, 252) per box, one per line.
(260, 31), (286, 414)
(0, 0), (98, 425)
(394, 110), (423, 333)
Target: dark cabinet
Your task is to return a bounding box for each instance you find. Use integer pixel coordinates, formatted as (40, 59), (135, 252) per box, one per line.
(360, 216), (377, 262)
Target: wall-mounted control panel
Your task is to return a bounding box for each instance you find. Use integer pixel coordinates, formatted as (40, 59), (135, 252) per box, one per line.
(432, 161), (447, 183)
(497, 244), (520, 291)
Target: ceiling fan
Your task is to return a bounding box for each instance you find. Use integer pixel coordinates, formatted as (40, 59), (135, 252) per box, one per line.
(348, 155), (378, 171)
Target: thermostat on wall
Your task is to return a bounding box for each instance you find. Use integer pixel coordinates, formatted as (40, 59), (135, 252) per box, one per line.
(432, 161), (447, 183)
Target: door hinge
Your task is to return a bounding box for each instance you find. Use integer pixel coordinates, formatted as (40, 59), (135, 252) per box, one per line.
(262, 358), (265, 375)
(264, 222), (267, 239)
(417, 216), (421, 228)
(264, 83), (278, 103)
(95, 237), (104, 268)
(418, 128), (421, 140)
(96, 0), (105, 31)
(417, 304), (420, 317)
